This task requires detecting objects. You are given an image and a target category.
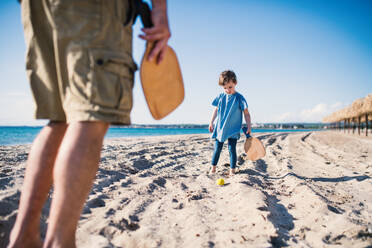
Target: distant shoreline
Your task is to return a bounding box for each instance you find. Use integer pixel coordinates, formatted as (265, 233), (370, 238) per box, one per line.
(0, 122), (328, 129)
(0, 126), (324, 146)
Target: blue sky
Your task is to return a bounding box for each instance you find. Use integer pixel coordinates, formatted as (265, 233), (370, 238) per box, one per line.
(0, 0), (371, 125)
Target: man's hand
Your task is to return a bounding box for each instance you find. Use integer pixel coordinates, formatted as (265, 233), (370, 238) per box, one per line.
(139, 2), (170, 64)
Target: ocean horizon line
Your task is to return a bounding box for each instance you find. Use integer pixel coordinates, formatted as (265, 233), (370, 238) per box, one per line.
(0, 125), (324, 146)
(0, 122), (326, 128)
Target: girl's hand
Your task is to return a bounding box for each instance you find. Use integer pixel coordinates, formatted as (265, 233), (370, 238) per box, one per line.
(242, 126), (251, 138)
(246, 129), (252, 138)
(209, 123), (214, 133)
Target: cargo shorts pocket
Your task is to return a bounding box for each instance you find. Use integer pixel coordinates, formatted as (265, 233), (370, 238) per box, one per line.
(88, 49), (137, 110)
(66, 47), (136, 111)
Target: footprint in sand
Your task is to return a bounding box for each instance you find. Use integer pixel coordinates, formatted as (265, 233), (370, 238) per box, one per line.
(327, 204), (345, 214)
(109, 218), (140, 231)
(237, 153), (247, 165)
(105, 208), (116, 217)
(287, 203), (295, 209)
(0, 191), (20, 216)
(187, 188), (208, 201)
(132, 157), (154, 171)
(172, 198), (184, 209)
(153, 177), (167, 187)
(180, 182), (188, 190)
(267, 137), (277, 146)
(188, 193), (203, 201)
(84, 196), (106, 214)
(0, 178), (13, 190)
(322, 233), (346, 245)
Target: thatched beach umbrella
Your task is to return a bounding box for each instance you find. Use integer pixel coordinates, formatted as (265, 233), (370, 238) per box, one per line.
(331, 112), (339, 128)
(351, 98), (364, 134)
(360, 114), (372, 122)
(351, 98), (364, 116)
(361, 93), (372, 136)
(336, 110), (345, 123)
(336, 108), (349, 131)
(341, 106), (355, 133)
(323, 108), (348, 130)
(343, 105), (354, 120)
(334, 108), (343, 125)
(323, 111), (339, 124)
(322, 115), (330, 123)
(361, 93), (372, 115)
(321, 93), (371, 135)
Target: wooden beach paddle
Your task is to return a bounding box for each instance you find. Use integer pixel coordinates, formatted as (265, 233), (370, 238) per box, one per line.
(138, 1), (184, 120)
(242, 127), (266, 161)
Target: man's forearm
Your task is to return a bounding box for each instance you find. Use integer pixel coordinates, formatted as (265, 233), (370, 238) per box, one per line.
(151, 0), (167, 10)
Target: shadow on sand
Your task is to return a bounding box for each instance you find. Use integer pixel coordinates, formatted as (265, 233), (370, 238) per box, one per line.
(238, 158), (371, 183)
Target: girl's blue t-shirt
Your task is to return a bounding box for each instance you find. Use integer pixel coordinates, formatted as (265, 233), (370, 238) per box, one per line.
(212, 92), (248, 142)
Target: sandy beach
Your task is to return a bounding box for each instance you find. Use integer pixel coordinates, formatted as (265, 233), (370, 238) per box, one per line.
(0, 131), (371, 247)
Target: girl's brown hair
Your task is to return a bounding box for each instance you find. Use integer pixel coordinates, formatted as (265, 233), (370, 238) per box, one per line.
(218, 70), (237, 86)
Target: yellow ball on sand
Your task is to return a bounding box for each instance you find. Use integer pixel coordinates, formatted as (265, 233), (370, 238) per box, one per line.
(217, 178), (225, 186)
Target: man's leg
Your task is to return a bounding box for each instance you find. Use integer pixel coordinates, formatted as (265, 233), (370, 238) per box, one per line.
(8, 122), (68, 248)
(43, 121), (109, 248)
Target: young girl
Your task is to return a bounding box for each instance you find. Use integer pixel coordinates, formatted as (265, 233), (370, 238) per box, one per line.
(209, 70), (251, 176)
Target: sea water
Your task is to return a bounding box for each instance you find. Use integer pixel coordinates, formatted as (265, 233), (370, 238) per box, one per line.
(0, 126), (320, 146)
(0, 126), (211, 145)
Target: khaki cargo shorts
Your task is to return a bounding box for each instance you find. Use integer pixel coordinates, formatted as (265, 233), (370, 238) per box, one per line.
(21, 0), (137, 125)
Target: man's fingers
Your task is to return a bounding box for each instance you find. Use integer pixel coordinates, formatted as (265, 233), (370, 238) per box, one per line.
(139, 33), (166, 42)
(156, 46), (167, 63)
(141, 27), (163, 34)
(148, 40), (167, 63)
(139, 27), (170, 42)
(148, 44), (161, 61)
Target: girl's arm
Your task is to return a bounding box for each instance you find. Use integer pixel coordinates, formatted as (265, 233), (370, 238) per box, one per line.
(209, 107), (218, 133)
(243, 108), (251, 134)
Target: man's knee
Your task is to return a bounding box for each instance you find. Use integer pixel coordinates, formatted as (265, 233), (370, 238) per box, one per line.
(48, 121), (68, 130)
(73, 121), (109, 137)
(39, 121), (68, 138)
(84, 121), (109, 131)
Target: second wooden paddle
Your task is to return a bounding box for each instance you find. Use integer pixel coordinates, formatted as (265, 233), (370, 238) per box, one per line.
(242, 127), (266, 161)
